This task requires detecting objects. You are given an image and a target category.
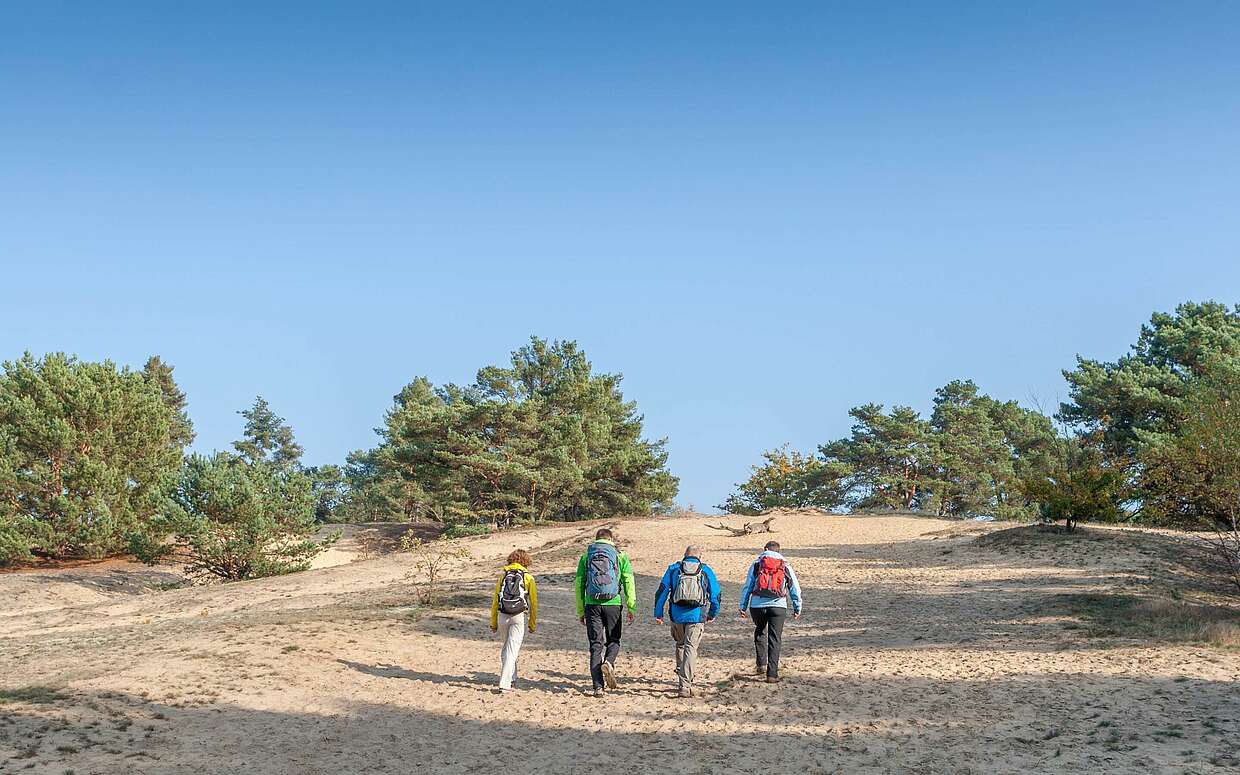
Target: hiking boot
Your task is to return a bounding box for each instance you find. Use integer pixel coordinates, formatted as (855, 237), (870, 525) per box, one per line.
(678, 686), (693, 698)
(765, 675), (781, 684)
(592, 687), (605, 698)
(601, 661), (618, 690)
(755, 664), (767, 676)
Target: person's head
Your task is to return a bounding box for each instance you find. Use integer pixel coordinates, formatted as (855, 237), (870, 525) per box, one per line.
(594, 527), (614, 541)
(507, 549), (532, 568)
(684, 545), (702, 560)
(764, 540), (781, 552)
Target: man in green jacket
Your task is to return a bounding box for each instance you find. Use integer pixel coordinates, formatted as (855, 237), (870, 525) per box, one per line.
(575, 527), (637, 697)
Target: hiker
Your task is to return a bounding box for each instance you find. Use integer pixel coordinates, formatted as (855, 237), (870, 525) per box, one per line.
(575, 527), (637, 697)
(653, 545), (721, 697)
(490, 549), (538, 692)
(738, 540), (802, 683)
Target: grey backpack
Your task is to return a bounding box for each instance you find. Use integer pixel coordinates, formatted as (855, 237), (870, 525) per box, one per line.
(671, 559), (707, 607)
(498, 569), (528, 615)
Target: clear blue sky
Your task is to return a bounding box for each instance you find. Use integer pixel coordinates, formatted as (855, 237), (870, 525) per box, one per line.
(2, 2), (1238, 511)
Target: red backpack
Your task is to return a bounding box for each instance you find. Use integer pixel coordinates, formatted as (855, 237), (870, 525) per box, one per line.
(753, 556), (787, 597)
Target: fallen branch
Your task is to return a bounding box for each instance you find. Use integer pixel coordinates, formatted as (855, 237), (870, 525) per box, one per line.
(704, 517), (777, 537)
(705, 522), (752, 537)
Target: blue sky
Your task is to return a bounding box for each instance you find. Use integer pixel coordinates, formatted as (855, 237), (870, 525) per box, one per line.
(2, 2), (1238, 511)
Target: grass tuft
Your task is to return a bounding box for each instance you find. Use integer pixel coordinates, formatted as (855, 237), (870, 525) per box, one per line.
(0, 686), (68, 705)
(1062, 594), (1240, 648)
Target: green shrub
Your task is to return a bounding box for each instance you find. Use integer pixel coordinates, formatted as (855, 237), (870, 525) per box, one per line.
(441, 522), (492, 540)
(132, 453), (338, 581)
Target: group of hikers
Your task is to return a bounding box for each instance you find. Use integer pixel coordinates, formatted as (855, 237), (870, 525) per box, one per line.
(488, 527), (803, 697)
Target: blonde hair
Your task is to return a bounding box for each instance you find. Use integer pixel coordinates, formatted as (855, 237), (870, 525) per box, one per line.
(507, 549), (532, 567)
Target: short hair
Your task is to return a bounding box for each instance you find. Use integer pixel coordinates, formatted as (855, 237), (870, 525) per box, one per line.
(507, 549), (532, 567)
(764, 540), (781, 551)
(595, 527), (614, 541)
(684, 545), (702, 559)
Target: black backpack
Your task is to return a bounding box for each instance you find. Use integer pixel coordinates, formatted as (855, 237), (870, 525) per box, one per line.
(498, 569), (528, 615)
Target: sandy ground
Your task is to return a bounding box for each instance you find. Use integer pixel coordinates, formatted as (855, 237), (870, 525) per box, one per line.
(2, 513), (1238, 774)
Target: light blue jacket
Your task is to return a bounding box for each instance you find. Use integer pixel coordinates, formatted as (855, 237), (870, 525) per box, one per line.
(738, 550), (802, 613)
(653, 557), (721, 624)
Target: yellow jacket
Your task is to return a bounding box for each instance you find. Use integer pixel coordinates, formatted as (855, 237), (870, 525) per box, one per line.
(491, 563), (537, 631)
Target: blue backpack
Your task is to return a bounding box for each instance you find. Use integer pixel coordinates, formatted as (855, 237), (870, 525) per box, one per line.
(585, 542), (620, 600)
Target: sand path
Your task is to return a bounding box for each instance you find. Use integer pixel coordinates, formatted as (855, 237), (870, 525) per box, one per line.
(2, 514), (1238, 774)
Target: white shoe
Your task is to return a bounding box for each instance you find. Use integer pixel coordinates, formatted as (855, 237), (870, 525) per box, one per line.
(601, 661), (618, 690)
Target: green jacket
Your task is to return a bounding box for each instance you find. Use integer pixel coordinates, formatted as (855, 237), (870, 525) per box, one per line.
(574, 539), (637, 617)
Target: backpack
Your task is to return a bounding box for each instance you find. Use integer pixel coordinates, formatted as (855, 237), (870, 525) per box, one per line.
(498, 569), (528, 615)
(671, 559), (707, 607)
(752, 556), (787, 598)
(585, 542), (621, 600)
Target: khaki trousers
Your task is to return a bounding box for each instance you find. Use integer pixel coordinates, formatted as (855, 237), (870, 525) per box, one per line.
(669, 622), (705, 688)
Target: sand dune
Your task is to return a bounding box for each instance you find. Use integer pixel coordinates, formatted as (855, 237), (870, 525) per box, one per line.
(2, 513), (1238, 773)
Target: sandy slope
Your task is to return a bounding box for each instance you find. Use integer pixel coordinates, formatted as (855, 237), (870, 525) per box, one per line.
(1, 513), (1238, 774)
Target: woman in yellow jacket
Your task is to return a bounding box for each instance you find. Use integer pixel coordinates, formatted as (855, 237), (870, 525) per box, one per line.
(490, 549), (538, 692)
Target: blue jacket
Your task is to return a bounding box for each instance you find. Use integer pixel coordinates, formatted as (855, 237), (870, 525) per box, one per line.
(738, 550), (802, 614)
(653, 557), (721, 624)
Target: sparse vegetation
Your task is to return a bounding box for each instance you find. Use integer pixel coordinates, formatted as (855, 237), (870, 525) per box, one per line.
(1062, 594), (1240, 647)
(0, 687), (67, 705)
(400, 532), (472, 606)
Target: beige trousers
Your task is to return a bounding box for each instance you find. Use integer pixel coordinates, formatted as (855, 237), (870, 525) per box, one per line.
(669, 622), (705, 688)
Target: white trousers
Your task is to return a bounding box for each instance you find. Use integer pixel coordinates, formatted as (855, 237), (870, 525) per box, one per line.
(497, 611), (527, 689)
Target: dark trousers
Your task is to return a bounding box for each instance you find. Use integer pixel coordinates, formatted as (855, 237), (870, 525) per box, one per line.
(585, 605), (623, 689)
(750, 607), (787, 678)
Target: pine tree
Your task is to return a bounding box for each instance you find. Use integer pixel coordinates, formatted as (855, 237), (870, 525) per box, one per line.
(0, 353), (185, 563)
(143, 356), (195, 448)
(1061, 301), (1240, 523)
(306, 463), (347, 522)
(352, 337), (678, 525)
(721, 381), (1055, 520)
(233, 396), (303, 469)
(132, 401), (334, 580)
(820, 404), (934, 511)
(924, 380), (1052, 519)
(719, 445), (849, 515)
(1061, 301), (1240, 457)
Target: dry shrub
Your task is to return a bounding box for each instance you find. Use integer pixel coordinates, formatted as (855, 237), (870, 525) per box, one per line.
(1131, 599), (1240, 648)
(1198, 621), (1240, 648)
(400, 532), (472, 606)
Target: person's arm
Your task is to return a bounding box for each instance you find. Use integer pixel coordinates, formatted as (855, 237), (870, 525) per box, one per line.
(786, 564), (803, 615)
(526, 573), (538, 631)
(653, 566), (671, 621)
(620, 553), (637, 613)
(490, 574), (502, 631)
(738, 562), (755, 613)
(704, 565), (721, 620)
(574, 554), (587, 619)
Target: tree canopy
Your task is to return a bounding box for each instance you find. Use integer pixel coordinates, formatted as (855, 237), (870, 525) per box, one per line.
(350, 337), (678, 525)
(723, 380), (1056, 520)
(0, 353), (186, 563)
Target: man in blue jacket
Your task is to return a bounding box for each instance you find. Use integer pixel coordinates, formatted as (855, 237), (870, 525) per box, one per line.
(739, 540), (802, 683)
(653, 545), (721, 698)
